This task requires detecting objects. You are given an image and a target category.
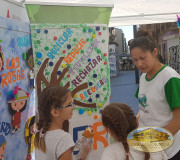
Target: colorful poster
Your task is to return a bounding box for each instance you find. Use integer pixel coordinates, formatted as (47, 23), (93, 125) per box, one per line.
(0, 16), (35, 160)
(26, 3), (113, 159)
(30, 24), (111, 158)
(30, 24), (110, 111)
(30, 23), (110, 160)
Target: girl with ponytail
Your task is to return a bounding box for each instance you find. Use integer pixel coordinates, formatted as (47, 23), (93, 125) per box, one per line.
(101, 103), (167, 160)
(34, 86), (91, 160)
(128, 29), (180, 160)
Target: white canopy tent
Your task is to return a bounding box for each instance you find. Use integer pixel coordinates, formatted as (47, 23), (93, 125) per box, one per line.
(10, 0), (180, 26)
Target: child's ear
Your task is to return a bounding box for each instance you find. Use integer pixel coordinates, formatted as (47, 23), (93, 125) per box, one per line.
(51, 109), (59, 117)
(153, 48), (158, 56)
(106, 128), (116, 138)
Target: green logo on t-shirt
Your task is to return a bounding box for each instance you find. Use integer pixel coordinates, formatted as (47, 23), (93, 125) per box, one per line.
(138, 94), (148, 109)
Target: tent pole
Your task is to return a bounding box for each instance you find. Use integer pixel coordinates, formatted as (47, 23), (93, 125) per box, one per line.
(133, 25), (140, 84)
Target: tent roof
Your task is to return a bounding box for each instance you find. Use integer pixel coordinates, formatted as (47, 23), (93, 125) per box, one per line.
(24, 0), (180, 27)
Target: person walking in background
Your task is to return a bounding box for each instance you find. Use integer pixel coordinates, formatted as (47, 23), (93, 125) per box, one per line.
(34, 86), (92, 160)
(122, 61), (126, 71)
(128, 30), (180, 160)
(101, 103), (167, 160)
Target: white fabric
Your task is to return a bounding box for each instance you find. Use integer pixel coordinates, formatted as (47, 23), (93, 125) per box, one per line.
(101, 141), (167, 160)
(138, 66), (180, 159)
(24, 0), (180, 26)
(35, 129), (75, 160)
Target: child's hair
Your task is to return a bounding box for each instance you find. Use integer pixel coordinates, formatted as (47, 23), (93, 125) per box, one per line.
(102, 103), (150, 160)
(8, 102), (27, 115)
(34, 86), (71, 153)
(128, 29), (156, 53)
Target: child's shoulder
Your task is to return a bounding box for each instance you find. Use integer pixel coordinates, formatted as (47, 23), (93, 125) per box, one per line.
(45, 129), (74, 146)
(46, 129), (70, 138)
(105, 142), (125, 152)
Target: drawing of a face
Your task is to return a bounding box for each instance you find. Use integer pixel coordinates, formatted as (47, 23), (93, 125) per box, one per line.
(27, 55), (34, 70)
(0, 143), (6, 159)
(25, 48), (34, 70)
(30, 123), (36, 135)
(11, 100), (26, 112)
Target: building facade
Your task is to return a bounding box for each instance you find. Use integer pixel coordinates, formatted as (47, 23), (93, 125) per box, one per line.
(139, 22), (179, 73)
(109, 27), (128, 55)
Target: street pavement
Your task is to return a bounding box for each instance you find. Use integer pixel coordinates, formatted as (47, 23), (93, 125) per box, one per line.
(110, 70), (139, 115)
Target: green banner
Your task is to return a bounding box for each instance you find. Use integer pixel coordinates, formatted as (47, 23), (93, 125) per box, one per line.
(25, 4), (112, 24)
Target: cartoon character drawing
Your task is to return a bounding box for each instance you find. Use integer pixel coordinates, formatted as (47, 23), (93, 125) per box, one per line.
(7, 86), (29, 133)
(25, 116), (36, 160)
(28, 68), (35, 90)
(0, 135), (6, 160)
(0, 46), (4, 72)
(25, 48), (35, 90)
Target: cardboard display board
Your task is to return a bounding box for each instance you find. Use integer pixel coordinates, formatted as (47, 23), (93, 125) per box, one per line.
(30, 23), (111, 159)
(0, 16), (36, 160)
(26, 3), (113, 159)
(31, 23), (110, 109)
